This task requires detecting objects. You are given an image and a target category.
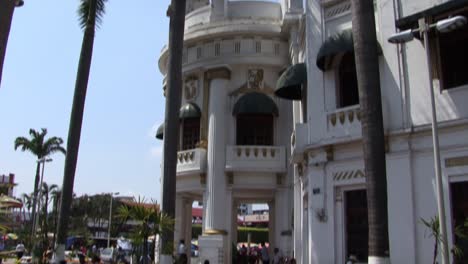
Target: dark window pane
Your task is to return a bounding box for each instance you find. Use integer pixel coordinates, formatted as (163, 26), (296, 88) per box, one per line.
(339, 53), (359, 108)
(450, 181), (468, 264)
(182, 117), (200, 150)
(345, 189), (368, 262)
(236, 114), (273, 146)
(439, 11), (468, 89)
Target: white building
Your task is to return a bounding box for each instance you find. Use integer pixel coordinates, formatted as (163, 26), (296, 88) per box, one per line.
(280, 0), (468, 263)
(158, 0), (468, 263)
(157, 0), (303, 263)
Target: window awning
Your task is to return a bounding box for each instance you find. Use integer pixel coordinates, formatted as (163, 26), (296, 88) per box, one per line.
(233, 92), (279, 116)
(156, 123), (164, 140)
(275, 63), (307, 100)
(396, 0), (468, 30)
(316, 29), (354, 71)
(316, 29), (382, 71)
(179, 102), (201, 119)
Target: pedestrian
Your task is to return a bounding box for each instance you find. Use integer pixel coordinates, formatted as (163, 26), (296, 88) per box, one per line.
(177, 239), (187, 264)
(260, 242), (269, 264)
(272, 248), (282, 264)
(15, 241), (26, 259)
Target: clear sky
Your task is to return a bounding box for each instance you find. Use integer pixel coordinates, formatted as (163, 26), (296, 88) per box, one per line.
(0, 0), (170, 201)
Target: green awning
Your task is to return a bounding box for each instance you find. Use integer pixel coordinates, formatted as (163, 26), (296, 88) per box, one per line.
(316, 29), (383, 71)
(316, 29), (354, 71)
(179, 102), (201, 119)
(233, 92), (279, 116)
(156, 123), (164, 140)
(275, 63), (307, 100)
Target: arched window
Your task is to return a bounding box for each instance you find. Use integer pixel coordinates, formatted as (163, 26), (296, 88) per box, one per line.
(233, 92), (278, 146)
(337, 53), (359, 108)
(179, 102), (201, 150)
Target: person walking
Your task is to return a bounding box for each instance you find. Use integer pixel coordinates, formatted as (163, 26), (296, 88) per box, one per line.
(15, 241), (26, 259)
(260, 242), (269, 264)
(177, 239), (187, 264)
(272, 248), (282, 264)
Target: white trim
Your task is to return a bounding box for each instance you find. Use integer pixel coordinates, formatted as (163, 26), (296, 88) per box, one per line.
(368, 256), (390, 264)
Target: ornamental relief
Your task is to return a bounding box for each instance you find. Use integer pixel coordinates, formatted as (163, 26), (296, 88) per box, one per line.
(184, 76), (198, 101)
(247, 68), (264, 90)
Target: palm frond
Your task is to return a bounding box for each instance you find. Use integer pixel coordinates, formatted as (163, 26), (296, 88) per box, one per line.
(78, 0), (107, 30)
(14, 137), (32, 151)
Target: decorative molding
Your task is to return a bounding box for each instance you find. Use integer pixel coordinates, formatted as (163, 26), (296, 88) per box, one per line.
(324, 1), (351, 21)
(184, 76), (199, 101)
(247, 68), (264, 90)
(203, 228), (228, 235)
(229, 83), (276, 97)
(205, 67), (231, 80)
(445, 156), (468, 168)
(333, 169), (365, 181)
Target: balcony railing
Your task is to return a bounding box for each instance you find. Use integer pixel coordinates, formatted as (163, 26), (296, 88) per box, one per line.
(326, 105), (362, 139)
(225, 145), (286, 173)
(176, 148), (207, 176)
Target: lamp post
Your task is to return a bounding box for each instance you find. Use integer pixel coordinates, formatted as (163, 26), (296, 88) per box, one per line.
(107, 192), (119, 248)
(389, 15), (467, 264)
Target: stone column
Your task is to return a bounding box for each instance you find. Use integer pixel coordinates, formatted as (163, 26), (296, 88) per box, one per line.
(174, 195), (187, 247)
(268, 201), (275, 259)
(198, 68), (231, 264)
(293, 165), (303, 262)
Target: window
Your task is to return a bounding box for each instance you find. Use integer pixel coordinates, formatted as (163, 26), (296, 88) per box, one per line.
(345, 189), (368, 262)
(215, 43), (221, 57)
(181, 118), (200, 150)
(236, 114), (273, 146)
(235, 41), (241, 54)
(450, 181), (468, 263)
(337, 53), (359, 108)
(436, 10), (468, 90)
(255, 41), (262, 53)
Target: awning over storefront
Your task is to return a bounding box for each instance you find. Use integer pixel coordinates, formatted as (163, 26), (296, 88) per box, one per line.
(179, 102), (201, 119)
(316, 29), (354, 71)
(233, 92), (279, 116)
(396, 0), (468, 30)
(275, 63), (307, 100)
(156, 123), (164, 140)
(316, 29), (382, 71)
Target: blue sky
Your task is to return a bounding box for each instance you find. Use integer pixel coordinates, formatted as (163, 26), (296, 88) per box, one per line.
(0, 0), (170, 201)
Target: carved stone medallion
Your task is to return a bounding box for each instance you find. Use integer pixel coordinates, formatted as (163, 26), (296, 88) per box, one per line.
(247, 68), (264, 90)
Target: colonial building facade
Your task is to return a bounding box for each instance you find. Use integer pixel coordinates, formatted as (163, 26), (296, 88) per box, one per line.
(158, 0), (468, 263)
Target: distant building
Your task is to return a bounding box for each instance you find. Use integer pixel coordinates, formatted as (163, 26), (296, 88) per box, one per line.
(0, 173), (16, 196)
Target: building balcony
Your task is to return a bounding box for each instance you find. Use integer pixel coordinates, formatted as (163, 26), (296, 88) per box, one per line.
(326, 105), (362, 139)
(176, 148), (207, 176)
(225, 145), (286, 173)
(291, 123), (309, 163)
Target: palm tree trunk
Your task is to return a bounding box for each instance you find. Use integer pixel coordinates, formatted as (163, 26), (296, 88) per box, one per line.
(350, 0), (390, 263)
(55, 0), (97, 261)
(31, 162), (41, 238)
(160, 0), (186, 260)
(0, 0), (16, 88)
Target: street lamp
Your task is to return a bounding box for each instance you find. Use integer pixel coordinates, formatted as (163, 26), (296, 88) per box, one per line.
(107, 192), (120, 248)
(388, 15), (467, 264)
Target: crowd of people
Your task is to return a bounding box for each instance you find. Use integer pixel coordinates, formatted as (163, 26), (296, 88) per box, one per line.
(234, 242), (296, 264)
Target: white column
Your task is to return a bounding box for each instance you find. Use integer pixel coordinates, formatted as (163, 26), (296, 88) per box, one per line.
(175, 195), (186, 246)
(293, 167), (302, 262)
(268, 201), (276, 259)
(205, 78), (229, 231)
(275, 188), (292, 257)
(199, 77), (230, 264)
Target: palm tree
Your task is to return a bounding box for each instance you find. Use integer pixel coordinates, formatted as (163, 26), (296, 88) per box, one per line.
(117, 198), (174, 264)
(350, 0), (390, 262)
(55, 0), (107, 261)
(50, 188), (61, 247)
(161, 0), (186, 259)
(21, 193), (32, 223)
(14, 128), (66, 236)
(0, 0), (23, 88)
(39, 182), (57, 243)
